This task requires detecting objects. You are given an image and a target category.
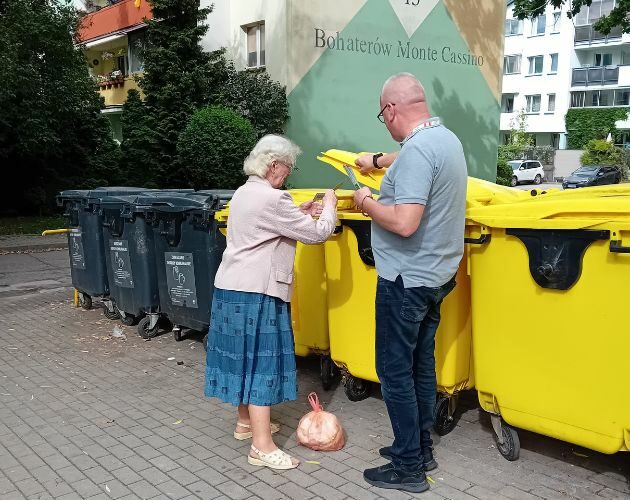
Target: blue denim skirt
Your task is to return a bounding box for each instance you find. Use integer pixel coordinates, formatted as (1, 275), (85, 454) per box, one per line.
(204, 288), (298, 407)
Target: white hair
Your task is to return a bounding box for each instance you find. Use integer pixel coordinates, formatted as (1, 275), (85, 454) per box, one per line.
(243, 134), (302, 178)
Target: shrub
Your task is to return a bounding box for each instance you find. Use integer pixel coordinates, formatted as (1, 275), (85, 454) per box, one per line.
(496, 158), (513, 186)
(177, 106), (257, 190)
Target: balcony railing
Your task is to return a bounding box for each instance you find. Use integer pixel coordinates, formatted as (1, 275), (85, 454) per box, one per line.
(574, 24), (623, 45)
(79, 0), (152, 43)
(571, 66), (619, 86)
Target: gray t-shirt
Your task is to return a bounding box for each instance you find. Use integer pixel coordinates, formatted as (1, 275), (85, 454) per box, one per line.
(371, 122), (467, 288)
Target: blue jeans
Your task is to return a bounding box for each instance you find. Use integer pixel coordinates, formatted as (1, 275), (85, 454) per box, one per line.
(375, 275), (456, 471)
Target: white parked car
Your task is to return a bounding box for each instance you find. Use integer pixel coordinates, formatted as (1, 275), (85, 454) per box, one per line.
(508, 159), (545, 187)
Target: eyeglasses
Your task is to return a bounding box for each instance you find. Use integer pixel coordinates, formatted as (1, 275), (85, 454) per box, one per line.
(274, 160), (294, 173)
(377, 103), (395, 123)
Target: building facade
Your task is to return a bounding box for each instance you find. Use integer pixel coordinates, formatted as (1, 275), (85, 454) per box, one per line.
(80, 0), (506, 184)
(502, 0), (630, 149)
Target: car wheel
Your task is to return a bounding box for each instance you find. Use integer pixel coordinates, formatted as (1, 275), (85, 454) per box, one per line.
(615, 175), (621, 184)
(510, 176), (518, 187)
(534, 174), (542, 185)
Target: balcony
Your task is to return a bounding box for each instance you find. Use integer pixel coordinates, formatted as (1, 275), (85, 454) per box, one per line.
(96, 75), (142, 107)
(574, 24), (623, 45)
(79, 0), (152, 43)
(571, 65), (619, 86)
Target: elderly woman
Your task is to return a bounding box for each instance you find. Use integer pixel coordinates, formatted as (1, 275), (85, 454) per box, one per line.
(205, 135), (337, 470)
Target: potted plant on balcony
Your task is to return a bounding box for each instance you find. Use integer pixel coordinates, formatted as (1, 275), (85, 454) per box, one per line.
(111, 70), (124, 87)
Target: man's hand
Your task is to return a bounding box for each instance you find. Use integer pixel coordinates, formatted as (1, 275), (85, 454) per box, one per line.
(353, 187), (372, 210)
(355, 154), (375, 174)
(299, 201), (323, 217)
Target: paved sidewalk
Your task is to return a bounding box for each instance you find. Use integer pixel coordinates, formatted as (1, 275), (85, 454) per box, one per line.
(0, 234), (68, 254)
(0, 252), (628, 500)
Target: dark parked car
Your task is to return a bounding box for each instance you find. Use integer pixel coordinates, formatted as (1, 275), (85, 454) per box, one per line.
(562, 165), (621, 189)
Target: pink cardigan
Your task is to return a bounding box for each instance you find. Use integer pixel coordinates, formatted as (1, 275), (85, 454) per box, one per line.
(214, 176), (337, 302)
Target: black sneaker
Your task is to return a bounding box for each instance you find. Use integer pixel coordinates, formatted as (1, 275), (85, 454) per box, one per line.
(364, 463), (430, 493)
(379, 446), (438, 471)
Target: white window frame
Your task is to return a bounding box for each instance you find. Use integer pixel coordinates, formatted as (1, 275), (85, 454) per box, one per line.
(244, 22), (265, 69)
(552, 11), (561, 32)
(526, 94), (542, 113)
(547, 94), (556, 113)
(595, 53), (613, 67)
(501, 94), (516, 113)
(503, 54), (522, 75)
(505, 18), (523, 36)
(550, 53), (558, 73)
(531, 15), (546, 35)
(528, 55), (544, 75)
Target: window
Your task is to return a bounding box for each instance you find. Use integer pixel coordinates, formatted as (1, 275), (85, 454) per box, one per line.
(595, 53), (613, 66)
(528, 55), (544, 75)
(245, 22), (265, 68)
(552, 11), (561, 32)
(503, 55), (521, 74)
(531, 15), (546, 35)
(115, 55), (128, 75)
(501, 94), (515, 113)
(526, 94), (542, 113)
(576, 0), (615, 25)
(548, 94), (556, 112)
(128, 29), (146, 73)
(571, 91), (586, 107)
(615, 89), (630, 105)
(505, 19), (523, 36)
(550, 53), (558, 73)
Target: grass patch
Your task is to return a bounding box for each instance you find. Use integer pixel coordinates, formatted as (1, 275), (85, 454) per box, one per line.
(0, 215), (67, 236)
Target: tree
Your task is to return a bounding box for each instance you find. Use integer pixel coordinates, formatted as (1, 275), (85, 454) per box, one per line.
(216, 65), (289, 138)
(177, 106), (257, 190)
(512, 0), (629, 35)
(0, 0), (121, 215)
(120, 89), (160, 187)
(508, 108), (533, 148)
(139, 0), (229, 187)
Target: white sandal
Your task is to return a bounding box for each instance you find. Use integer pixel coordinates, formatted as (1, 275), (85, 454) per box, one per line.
(234, 421), (280, 441)
(247, 444), (299, 470)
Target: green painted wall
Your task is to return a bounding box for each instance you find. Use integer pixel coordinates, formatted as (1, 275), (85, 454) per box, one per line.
(286, 0), (501, 189)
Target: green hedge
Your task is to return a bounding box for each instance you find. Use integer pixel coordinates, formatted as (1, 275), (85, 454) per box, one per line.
(565, 108), (630, 149)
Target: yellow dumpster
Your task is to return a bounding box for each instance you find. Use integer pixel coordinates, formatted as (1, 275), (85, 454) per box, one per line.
(318, 150), (504, 435)
(467, 194), (630, 460)
(214, 188), (354, 390)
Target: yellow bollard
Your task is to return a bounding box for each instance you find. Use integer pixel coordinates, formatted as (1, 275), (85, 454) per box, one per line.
(74, 289), (79, 307)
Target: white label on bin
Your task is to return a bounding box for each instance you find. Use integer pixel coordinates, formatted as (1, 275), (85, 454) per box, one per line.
(164, 252), (198, 309)
(69, 229), (86, 270)
(109, 239), (134, 288)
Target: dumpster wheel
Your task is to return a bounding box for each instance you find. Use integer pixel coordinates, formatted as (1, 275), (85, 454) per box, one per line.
(117, 308), (138, 326)
(138, 316), (159, 339)
(202, 333), (208, 351)
(78, 293), (92, 310)
(492, 417), (520, 461)
(434, 395), (457, 436)
(102, 302), (120, 320)
(344, 375), (371, 402)
(320, 356), (339, 391)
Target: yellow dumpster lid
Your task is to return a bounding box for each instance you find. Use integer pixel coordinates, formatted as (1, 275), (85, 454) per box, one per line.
(317, 149), (385, 191)
(467, 193), (630, 230)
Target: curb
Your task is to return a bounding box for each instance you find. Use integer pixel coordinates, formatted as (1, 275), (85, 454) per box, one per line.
(0, 242), (68, 254)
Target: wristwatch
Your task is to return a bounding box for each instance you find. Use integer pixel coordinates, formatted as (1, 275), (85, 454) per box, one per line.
(372, 153), (384, 169)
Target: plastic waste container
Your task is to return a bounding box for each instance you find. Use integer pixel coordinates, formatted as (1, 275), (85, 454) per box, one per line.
(466, 194), (630, 460)
(97, 193), (161, 337)
(323, 210), (474, 435)
(57, 187), (151, 318)
(212, 188), (354, 389)
(147, 190), (233, 342)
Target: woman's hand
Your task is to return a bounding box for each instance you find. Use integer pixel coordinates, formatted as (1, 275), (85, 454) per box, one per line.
(322, 190), (337, 209)
(299, 201), (324, 217)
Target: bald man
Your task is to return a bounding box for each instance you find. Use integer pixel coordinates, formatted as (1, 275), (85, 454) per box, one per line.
(353, 73), (467, 494)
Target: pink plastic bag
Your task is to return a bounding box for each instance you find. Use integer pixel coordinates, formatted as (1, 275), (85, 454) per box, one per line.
(296, 392), (345, 451)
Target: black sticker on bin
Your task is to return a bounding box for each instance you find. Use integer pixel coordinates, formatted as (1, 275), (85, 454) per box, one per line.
(164, 252), (198, 308)
(109, 239), (134, 288)
(507, 229), (610, 290)
(342, 220), (375, 267)
(69, 229), (86, 270)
